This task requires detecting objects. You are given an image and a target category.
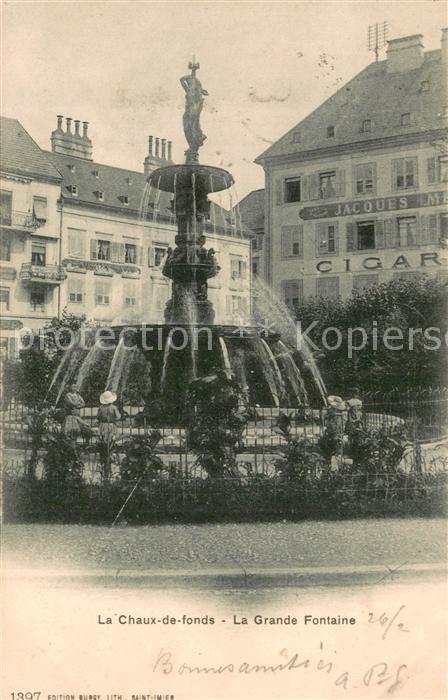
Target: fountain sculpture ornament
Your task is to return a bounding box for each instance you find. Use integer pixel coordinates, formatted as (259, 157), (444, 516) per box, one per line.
(151, 61), (233, 325)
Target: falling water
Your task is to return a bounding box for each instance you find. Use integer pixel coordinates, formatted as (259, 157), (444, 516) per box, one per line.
(273, 339), (308, 405)
(191, 172), (197, 237)
(54, 341), (90, 405)
(219, 337), (232, 373)
(77, 342), (106, 395)
(106, 336), (139, 395)
(252, 276), (327, 403)
(250, 336), (280, 407)
(47, 329), (82, 398)
(209, 175), (217, 235)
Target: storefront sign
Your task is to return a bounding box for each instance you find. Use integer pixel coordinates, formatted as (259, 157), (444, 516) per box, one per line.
(315, 251), (441, 273)
(299, 190), (447, 220)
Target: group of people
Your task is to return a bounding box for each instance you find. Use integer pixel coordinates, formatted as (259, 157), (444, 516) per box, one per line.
(62, 384), (122, 443)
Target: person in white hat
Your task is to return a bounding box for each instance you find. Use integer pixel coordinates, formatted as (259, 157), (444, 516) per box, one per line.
(97, 390), (121, 441)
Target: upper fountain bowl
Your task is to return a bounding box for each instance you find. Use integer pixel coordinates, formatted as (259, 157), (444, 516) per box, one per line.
(148, 163), (234, 194)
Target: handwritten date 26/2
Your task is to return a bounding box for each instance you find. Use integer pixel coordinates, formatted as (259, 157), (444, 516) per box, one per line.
(368, 605), (410, 640)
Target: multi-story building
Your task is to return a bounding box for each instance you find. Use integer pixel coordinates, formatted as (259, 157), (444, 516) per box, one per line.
(0, 117), (65, 356)
(255, 31), (448, 308)
(237, 188), (265, 280)
(0, 115), (251, 357)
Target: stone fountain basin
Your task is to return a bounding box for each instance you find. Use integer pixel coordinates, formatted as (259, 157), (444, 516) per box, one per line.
(148, 163), (234, 193)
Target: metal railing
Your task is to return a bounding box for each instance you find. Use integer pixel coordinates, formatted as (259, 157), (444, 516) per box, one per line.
(20, 262), (67, 284)
(0, 210), (41, 230)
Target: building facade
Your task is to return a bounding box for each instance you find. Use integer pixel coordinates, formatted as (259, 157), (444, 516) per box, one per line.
(255, 31), (448, 309)
(0, 116), (251, 357)
(0, 118), (65, 356)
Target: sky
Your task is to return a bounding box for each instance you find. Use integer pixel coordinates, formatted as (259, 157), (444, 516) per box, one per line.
(1, 0), (447, 201)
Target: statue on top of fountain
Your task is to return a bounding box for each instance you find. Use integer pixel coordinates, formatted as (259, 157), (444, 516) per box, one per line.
(180, 59), (208, 163)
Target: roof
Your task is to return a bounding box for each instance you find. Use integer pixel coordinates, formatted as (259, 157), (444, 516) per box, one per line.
(0, 117), (62, 181)
(45, 149), (249, 237)
(256, 49), (447, 163)
(237, 188), (265, 233)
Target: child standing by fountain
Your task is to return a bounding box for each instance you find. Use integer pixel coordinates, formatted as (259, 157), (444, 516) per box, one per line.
(97, 391), (122, 441)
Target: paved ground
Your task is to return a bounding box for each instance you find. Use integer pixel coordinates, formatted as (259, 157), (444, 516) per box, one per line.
(3, 518), (447, 573)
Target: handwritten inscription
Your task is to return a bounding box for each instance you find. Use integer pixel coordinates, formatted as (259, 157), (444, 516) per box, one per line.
(368, 605), (410, 640)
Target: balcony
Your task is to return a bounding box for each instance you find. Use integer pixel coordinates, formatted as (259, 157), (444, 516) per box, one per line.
(20, 263), (67, 285)
(0, 210), (42, 233)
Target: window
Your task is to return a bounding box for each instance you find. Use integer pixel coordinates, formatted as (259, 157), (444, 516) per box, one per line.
(327, 126), (335, 138)
(356, 221), (376, 250)
(33, 197), (47, 223)
(316, 222), (338, 255)
(92, 169), (99, 178)
(0, 288), (10, 312)
(149, 245), (167, 267)
(393, 158), (417, 190)
(398, 216), (417, 246)
(354, 162), (376, 194)
(96, 191), (104, 201)
(226, 295), (247, 317)
(120, 195), (130, 205)
(124, 243), (137, 264)
(0, 234), (11, 261)
(0, 190), (12, 225)
(252, 260), (258, 276)
(284, 177), (301, 203)
(441, 213), (448, 241)
(68, 229), (86, 258)
(316, 276), (340, 299)
(124, 282), (137, 307)
(126, 177), (133, 186)
(353, 274), (379, 292)
(95, 280), (111, 305)
(67, 185), (78, 196)
(319, 171), (336, 199)
(91, 239), (111, 261)
(68, 164), (76, 173)
(400, 113), (411, 126)
(440, 157), (448, 183)
(30, 287), (45, 312)
(281, 226), (302, 258)
(31, 243), (46, 266)
(362, 119), (372, 133)
(292, 131), (301, 143)
(68, 277), (84, 304)
(230, 257), (247, 279)
(282, 280), (303, 309)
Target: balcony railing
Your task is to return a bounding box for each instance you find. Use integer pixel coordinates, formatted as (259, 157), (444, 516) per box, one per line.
(0, 210), (41, 231)
(20, 263), (67, 285)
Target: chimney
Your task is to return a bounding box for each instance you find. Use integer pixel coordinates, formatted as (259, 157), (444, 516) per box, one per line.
(51, 115), (93, 160)
(144, 134), (174, 176)
(442, 27), (448, 64)
(386, 34), (424, 73)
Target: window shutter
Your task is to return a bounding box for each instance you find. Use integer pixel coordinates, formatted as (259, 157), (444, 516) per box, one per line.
(391, 159), (401, 193)
(275, 178), (283, 205)
(316, 222), (327, 255)
(111, 242), (119, 263)
(119, 243), (126, 263)
(281, 226), (293, 257)
(371, 162), (378, 194)
(90, 239), (98, 260)
(336, 168), (346, 196)
(428, 214), (438, 243)
(384, 218), (397, 248)
(137, 245), (143, 266)
(301, 175), (310, 201)
(297, 224), (303, 259)
(375, 220), (385, 248)
(148, 246), (154, 266)
(346, 222), (355, 251)
(427, 157), (437, 184)
(309, 173), (319, 200)
(351, 165), (357, 196)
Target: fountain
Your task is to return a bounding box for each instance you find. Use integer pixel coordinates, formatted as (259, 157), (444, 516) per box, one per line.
(49, 62), (327, 424)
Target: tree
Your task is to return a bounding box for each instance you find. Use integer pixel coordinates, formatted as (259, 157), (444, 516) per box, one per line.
(296, 276), (447, 395)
